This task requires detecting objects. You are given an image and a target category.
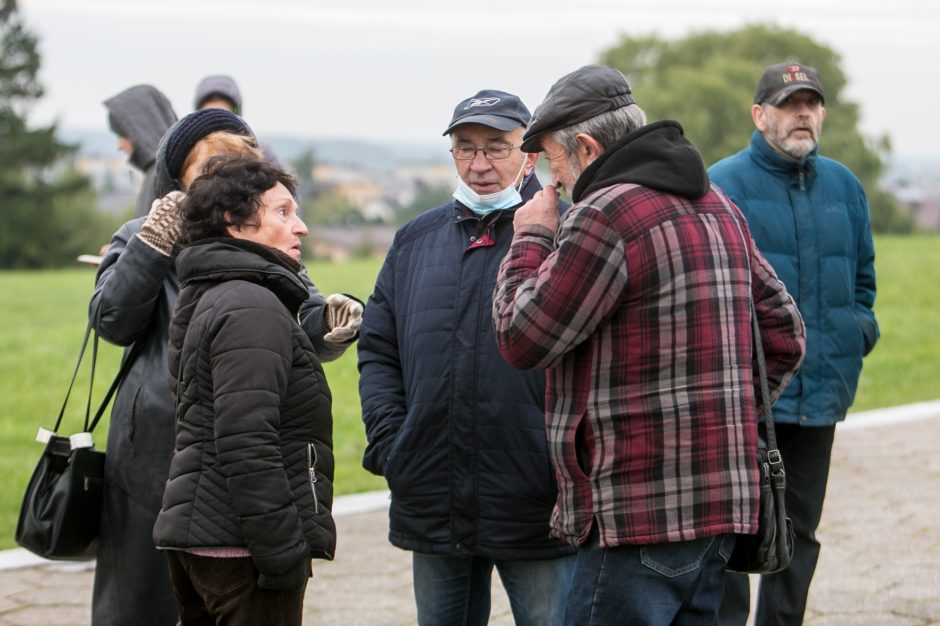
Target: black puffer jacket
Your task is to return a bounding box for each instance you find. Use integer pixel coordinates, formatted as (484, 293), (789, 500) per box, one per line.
(153, 239), (335, 588)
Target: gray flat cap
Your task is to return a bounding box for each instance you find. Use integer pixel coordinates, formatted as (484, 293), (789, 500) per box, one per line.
(521, 65), (636, 152)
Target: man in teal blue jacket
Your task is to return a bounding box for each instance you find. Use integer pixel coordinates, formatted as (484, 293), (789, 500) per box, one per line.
(709, 62), (879, 626)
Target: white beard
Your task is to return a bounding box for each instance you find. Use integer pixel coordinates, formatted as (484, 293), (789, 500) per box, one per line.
(777, 135), (817, 160)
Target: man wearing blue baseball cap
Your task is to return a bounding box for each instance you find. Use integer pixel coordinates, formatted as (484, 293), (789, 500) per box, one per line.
(358, 90), (575, 625)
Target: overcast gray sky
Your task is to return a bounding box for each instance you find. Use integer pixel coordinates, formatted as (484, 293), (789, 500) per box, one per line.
(18, 0), (940, 158)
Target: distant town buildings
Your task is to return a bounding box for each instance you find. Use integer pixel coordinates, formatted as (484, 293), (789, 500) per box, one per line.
(884, 159), (940, 231)
(70, 135), (940, 254)
(72, 141), (456, 259)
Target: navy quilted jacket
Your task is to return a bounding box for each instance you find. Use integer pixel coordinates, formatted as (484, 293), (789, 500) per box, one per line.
(358, 176), (575, 560)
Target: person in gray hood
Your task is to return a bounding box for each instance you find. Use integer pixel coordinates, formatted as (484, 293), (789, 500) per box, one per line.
(193, 74), (243, 114)
(104, 84), (178, 218)
(193, 74), (280, 165)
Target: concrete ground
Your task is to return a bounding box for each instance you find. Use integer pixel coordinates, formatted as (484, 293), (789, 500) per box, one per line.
(1, 405), (938, 625)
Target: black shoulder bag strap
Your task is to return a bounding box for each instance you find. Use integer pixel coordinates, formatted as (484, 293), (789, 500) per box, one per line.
(751, 305), (783, 472)
(52, 321), (142, 436)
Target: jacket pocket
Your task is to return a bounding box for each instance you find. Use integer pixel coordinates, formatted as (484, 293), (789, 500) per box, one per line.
(306, 443), (320, 514)
(381, 424), (408, 484)
(640, 536), (716, 578)
(127, 383), (143, 444)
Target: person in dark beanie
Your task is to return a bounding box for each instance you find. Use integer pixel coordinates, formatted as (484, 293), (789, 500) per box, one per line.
(710, 61), (879, 626)
(104, 84), (177, 218)
(154, 156), (334, 626)
(358, 89), (576, 625)
(88, 108), (360, 626)
(491, 65), (806, 624)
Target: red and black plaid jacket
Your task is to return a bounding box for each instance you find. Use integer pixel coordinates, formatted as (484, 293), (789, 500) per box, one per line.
(493, 181), (805, 548)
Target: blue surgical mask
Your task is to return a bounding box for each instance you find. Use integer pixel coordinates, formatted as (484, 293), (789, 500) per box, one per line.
(452, 158), (528, 215)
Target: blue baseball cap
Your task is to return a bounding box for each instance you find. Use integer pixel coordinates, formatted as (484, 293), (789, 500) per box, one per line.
(442, 89), (531, 135)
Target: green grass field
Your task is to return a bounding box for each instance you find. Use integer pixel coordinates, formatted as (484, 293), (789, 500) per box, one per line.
(0, 257), (386, 550)
(1, 235), (939, 549)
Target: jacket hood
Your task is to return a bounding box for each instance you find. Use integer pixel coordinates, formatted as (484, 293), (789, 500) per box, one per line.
(572, 120), (710, 203)
(193, 75), (243, 114)
(104, 85), (178, 172)
(176, 238), (308, 314)
(749, 129), (818, 180)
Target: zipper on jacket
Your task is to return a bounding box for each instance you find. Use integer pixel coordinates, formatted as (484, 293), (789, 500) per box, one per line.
(307, 443), (320, 514)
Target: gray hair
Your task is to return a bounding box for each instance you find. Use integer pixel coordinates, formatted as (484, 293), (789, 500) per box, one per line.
(552, 104), (647, 156)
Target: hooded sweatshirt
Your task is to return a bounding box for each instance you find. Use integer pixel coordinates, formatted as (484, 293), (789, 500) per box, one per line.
(191, 74), (280, 165)
(572, 120), (709, 202)
(193, 74), (243, 113)
(104, 85), (177, 217)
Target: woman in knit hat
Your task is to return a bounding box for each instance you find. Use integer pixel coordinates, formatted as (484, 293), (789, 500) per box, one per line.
(88, 108), (362, 626)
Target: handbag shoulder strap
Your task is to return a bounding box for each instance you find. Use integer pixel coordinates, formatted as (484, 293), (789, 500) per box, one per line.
(733, 212), (783, 467)
(53, 321), (142, 435)
(751, 304), (783, 465)
(87, 339), (143, 434)
(52, 322), (94, 434)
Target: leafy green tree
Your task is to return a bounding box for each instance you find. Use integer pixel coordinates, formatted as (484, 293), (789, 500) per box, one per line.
(1, 0), (107, 267)
(599, 24), (914, 233)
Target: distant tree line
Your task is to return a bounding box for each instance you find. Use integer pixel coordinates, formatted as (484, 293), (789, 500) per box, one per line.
(1, 0), (122, 269)
(0, 12), (916, 271)
(599, 24), (915, 233)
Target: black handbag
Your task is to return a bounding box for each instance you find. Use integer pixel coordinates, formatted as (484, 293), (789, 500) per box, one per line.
(725, 309), (796, 574)
(15, 323), (135, 561)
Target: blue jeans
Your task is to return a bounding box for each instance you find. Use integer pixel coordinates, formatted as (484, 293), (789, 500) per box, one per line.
(566, 528), (735, 626)
(412, 552), (575, 626)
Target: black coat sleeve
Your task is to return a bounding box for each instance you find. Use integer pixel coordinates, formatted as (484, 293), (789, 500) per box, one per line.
(89, 217), (174, 345)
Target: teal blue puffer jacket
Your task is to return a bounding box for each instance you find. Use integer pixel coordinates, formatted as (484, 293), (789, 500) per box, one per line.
(709, 130), (879, 425)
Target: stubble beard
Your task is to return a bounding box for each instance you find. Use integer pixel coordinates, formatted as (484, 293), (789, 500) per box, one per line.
(564, 153), (584, 195)
(768, 116), (820, 160)
(776, 133), (817, 160)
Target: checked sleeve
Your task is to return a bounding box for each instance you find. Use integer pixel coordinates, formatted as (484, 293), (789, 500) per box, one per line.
(492, 206), (628, 370)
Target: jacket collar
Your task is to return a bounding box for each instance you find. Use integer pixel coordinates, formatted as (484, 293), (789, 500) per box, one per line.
(749, 129), (818, 180)
(176, 238), (309, 314)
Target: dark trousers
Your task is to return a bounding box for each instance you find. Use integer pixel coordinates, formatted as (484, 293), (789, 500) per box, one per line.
(166, 552), (306, 626)
(719, 423), (836, 626)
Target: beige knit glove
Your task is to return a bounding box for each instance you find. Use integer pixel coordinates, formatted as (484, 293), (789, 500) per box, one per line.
(324, 293), (363, 342)
(137, 191), (186, 256)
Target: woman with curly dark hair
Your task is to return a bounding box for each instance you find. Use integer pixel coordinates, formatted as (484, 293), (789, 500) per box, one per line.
(89, 109), (360, 626)
(153, 156), (335, 625)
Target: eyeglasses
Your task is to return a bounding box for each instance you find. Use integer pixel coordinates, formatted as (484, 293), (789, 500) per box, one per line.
(450, 145), (521, 161)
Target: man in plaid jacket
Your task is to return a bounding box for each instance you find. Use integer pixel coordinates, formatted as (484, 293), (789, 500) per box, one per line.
(492, 65), (807, 625)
